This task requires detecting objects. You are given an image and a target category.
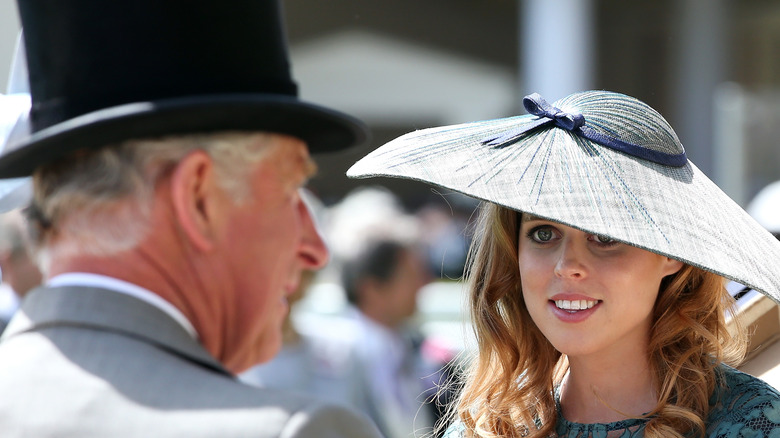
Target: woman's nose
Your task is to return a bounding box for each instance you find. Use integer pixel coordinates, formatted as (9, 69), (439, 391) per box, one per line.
(553, 238), (587, 279)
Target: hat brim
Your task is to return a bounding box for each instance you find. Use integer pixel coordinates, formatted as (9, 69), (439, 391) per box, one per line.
(348, 112), (780, 305)
(0, 93), (369, 178)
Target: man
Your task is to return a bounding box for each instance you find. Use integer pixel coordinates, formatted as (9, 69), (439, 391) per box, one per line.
(0, 1), (381, 437)
(328, 188), (442, 438)
(342, 238), (437, 438)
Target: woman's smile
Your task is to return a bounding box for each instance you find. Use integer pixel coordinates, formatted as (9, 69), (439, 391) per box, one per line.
(553, 299), (600, 311)
(548, 293), (602, 322)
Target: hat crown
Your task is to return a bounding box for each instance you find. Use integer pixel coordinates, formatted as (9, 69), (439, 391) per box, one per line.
(555, 91), (684, 157)
(18, 0), (297, 133)
(482, 91), (687, 167)
(0, 0), (368, 178)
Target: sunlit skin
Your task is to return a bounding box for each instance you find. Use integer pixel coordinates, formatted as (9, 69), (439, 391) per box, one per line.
(49, 134), (328, 374)
(517, 214), (682, 422)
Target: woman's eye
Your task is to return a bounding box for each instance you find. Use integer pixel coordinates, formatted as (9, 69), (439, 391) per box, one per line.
(531, 228), (554, 243)
(594, 234), (617, 246)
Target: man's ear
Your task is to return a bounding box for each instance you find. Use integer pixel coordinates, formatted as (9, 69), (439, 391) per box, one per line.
(168, 151), (225, 252)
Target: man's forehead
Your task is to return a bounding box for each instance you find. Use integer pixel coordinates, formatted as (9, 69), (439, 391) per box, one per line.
(271, 136), (318, 183)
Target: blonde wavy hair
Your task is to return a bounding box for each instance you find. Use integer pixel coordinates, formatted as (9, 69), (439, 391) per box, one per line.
(447, 202), (747, 438)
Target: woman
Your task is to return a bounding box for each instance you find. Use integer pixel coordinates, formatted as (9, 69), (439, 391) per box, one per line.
(348, 90), (780, 437)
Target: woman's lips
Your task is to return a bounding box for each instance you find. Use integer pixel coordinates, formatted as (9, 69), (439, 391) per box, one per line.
(548, 296), (602, 322)
(554, 299), (599, 310)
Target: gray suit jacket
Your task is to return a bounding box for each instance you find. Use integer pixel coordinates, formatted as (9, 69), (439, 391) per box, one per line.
(0, 286), (383, 437)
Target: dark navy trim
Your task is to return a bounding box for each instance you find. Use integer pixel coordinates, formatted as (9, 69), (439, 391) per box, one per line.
(482, 93), (688, 168)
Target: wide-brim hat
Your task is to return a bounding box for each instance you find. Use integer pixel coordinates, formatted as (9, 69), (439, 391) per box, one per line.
(0, 0), (368, 178)
(348, 90), (780, 305)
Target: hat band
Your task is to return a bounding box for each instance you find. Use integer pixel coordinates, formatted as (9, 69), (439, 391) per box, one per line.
(482, 93), (688, 167)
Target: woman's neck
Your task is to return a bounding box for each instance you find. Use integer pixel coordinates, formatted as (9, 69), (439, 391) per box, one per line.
(559, 346), (657, 424)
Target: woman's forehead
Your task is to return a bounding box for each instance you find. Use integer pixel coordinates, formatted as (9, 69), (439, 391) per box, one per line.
(519, 213), (549, 223)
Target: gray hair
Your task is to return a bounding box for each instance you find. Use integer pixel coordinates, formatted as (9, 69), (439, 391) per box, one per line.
(29, 131), (274, 263)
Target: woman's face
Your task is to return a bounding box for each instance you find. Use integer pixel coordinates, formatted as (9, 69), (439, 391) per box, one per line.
(517, 214), (683, 360)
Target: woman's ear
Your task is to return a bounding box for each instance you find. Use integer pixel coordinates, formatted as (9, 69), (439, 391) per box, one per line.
(662, 257), (685, 277)
(168, 151), (225, 252)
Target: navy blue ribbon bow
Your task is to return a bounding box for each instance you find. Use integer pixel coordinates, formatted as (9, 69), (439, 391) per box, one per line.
(482, 93), (688, 167)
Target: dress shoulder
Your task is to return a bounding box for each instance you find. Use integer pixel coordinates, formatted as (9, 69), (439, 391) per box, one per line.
(443, 420), (466, 438)
(706, 365), (780, 437)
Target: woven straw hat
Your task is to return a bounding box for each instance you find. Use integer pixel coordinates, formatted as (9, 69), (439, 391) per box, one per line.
(348, 90), (780, 305)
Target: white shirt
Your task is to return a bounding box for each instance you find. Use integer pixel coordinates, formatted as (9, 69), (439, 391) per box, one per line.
(47, 272), (198, 339)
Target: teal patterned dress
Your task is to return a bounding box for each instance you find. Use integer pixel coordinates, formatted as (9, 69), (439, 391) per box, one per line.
(444, 365), (780, 437)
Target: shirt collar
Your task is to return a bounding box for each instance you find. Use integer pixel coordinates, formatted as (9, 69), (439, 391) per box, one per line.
(46, 272), (198, 339)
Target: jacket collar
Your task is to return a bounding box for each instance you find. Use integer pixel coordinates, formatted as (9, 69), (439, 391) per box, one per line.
(3, 285), (230, 376)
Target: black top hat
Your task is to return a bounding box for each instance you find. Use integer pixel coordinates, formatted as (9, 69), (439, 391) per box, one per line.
(0, 0), (369, 178)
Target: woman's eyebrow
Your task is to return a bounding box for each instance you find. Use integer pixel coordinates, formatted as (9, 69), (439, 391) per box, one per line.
(521, 213), (543, 223)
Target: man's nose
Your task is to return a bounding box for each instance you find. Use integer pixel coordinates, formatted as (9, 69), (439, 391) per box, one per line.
(297, 197), (329, 270)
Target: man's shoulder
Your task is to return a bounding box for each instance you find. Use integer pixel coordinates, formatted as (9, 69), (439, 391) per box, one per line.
(0, 324), (381, 437)
(188, 382), (383, 438)
(260, 391), (383, 438)
(0, 286), (382, 437)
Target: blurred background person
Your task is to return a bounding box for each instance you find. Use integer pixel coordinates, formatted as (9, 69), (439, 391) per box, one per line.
(0, 208), (41, 331)
(341, 238), (432, 438)
(328, 187), (444, 438)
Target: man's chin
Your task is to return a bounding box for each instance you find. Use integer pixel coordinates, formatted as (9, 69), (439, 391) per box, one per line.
(231, 333), (283, 374)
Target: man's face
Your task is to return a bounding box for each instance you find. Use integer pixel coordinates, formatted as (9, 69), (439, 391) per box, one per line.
(218, 134), (328, 371)
(377, 248), (429, 327)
